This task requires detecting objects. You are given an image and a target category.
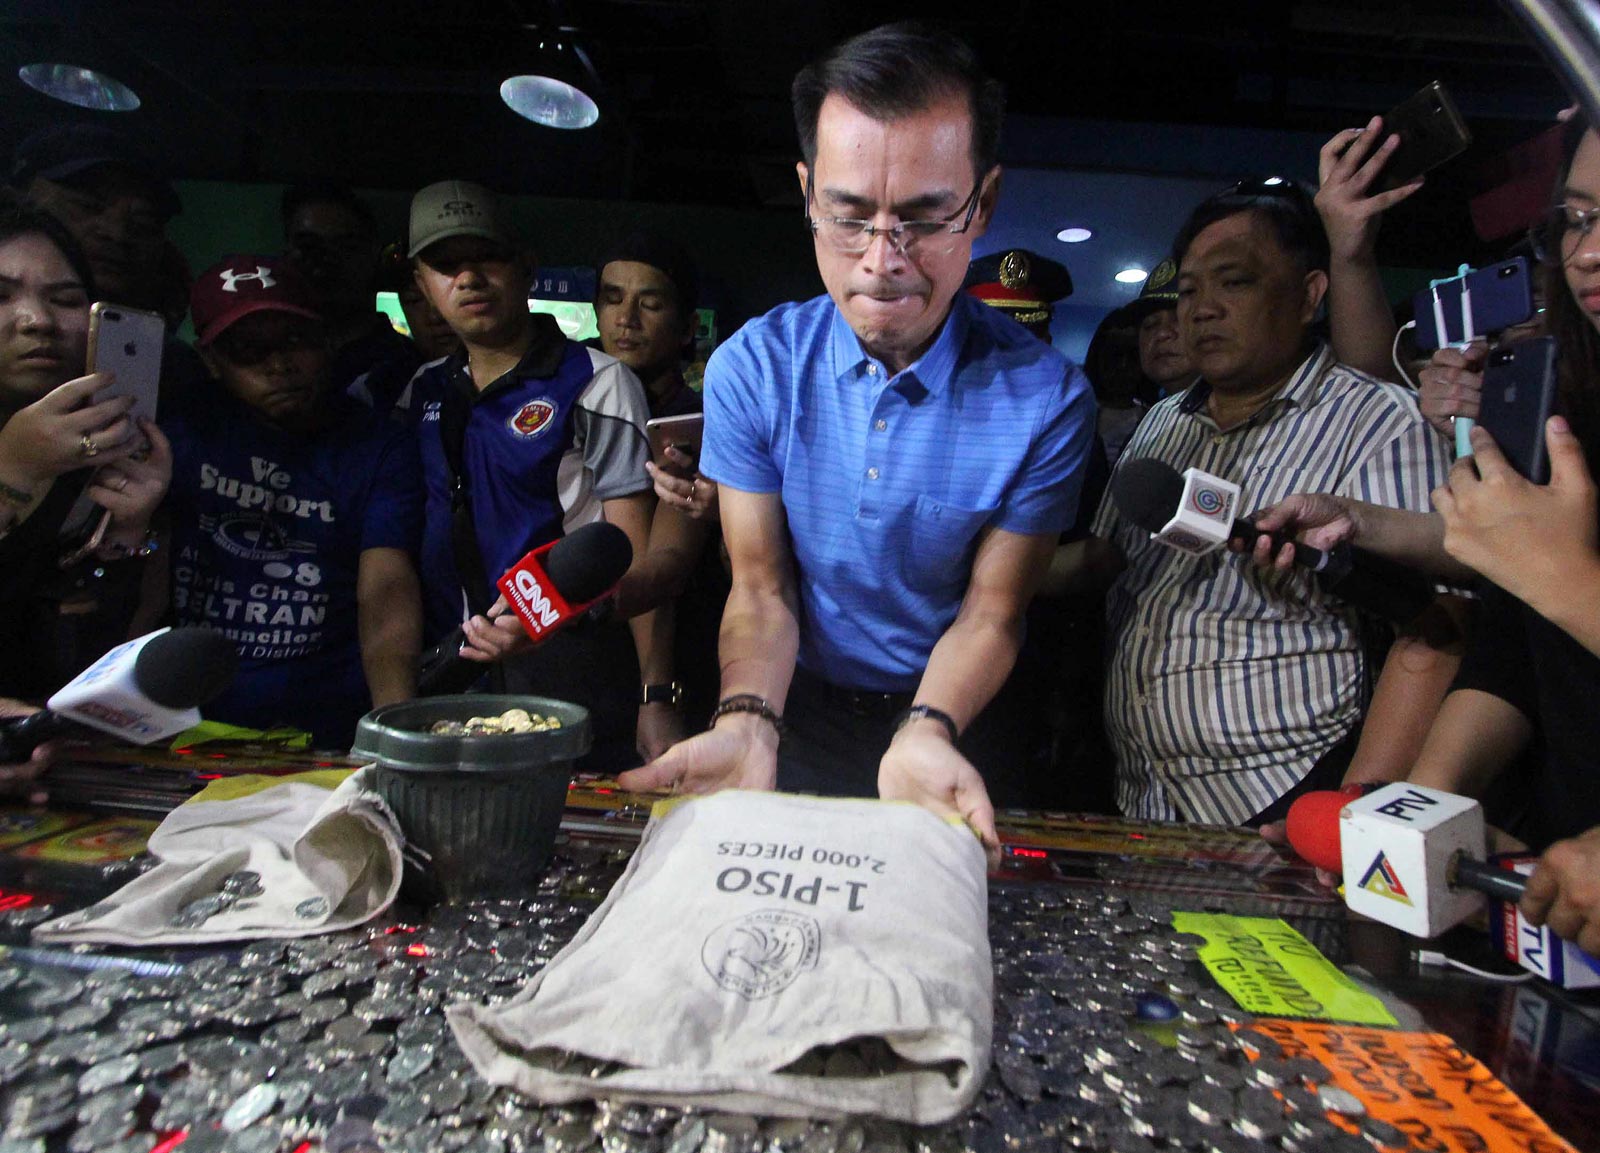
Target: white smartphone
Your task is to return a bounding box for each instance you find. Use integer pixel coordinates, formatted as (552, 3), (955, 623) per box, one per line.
(87, 302), (165, 425)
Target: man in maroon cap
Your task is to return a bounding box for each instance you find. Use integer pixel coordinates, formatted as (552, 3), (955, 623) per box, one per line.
(162, 255), (424, 747)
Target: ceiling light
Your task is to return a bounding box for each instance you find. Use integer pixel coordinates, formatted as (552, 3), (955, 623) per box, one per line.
(501, 75), (599, 130)
(1056, 227), (1093, 244)
(1115, 267), (1148, 285)
(1261, 176), (1286, 186)
(19, 63), (140, 112)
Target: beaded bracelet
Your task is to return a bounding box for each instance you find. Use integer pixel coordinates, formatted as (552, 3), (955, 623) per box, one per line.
(95, 532), (160, 561)
(709, 693), (785, 736)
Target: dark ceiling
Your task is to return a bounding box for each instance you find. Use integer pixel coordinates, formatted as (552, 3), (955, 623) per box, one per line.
(0, 0), (1574, 266)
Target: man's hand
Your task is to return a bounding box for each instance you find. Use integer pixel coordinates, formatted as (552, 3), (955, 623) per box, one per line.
(635, 701), (687, 763)
(618, 713), (778, 795)
(1418, 343), (1487, 440)
(1433, 417), (1600, 612)
(1316, 116), (1425, 263)
(647, 449), (719, 522)
(1237, 493), (1362, 572)
(1520, 825), (1600, 958)
(0, 700), (54, 806)
(877, 721), (999, 867)
(458, 596), (534, 663)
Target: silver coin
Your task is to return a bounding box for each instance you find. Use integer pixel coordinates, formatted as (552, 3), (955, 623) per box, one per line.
(1186, 1086), (1235, 1127)
(325, 1015), (370, 1044)
(1317, 1084), (1366, 1117)
(418, 1072), (469, 1113)
(1359, 1117), (1410, 1148)
(388, 1045), (436, 1085)
(299, 997), (347, 1026)
(221, 1083), (278, 1132)
(77, 1054), (139, 1096)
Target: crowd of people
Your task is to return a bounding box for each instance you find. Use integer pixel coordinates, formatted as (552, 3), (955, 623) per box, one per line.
(2, 22), (1599, 952)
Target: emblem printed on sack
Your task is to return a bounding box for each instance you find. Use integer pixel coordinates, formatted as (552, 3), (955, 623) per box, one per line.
(295, 896), (330, 920)
(508, 398), (558, 439)
(702, 908), (820, 1000)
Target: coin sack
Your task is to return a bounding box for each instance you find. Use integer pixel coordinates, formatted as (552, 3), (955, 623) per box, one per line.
(451, 791), (993, 1123)
(31, 770), (403, 949)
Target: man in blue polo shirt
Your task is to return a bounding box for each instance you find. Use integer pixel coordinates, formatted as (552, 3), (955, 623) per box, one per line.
(620, 23), (1095, 851)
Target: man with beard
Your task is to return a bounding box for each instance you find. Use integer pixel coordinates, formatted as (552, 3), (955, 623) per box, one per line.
(164, 255), (423, 747)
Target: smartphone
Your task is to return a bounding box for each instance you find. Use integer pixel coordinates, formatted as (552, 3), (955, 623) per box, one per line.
(87, 303), (165, 425)
(1477, 336), (1559, 483)
(1412, 258), (1535, 351)
(646, 413), (704, 479)
(1373, 80), (1472, 193)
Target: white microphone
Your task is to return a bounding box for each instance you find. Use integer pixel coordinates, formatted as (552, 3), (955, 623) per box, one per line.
(0, 628), (238, 759)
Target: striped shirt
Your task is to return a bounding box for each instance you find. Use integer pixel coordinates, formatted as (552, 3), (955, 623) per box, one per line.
(1091, 344), (1451, 825)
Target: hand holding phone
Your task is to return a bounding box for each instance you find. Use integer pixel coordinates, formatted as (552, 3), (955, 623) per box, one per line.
(1372, 80), (1472, 193)
(646, 413), (704, 481)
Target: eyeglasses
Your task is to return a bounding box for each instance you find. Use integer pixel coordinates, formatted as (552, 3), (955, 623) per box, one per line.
(1529, 202), (1600, 265)
(804, 172), (986, 256)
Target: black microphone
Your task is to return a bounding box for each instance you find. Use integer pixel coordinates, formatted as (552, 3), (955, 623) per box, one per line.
(0, 628), (238, 761)
(1110, 458), (1435, 624)
(417, 521), (634, 696)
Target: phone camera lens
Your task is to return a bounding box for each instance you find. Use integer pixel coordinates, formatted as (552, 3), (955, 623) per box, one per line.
(124, 342), (137, 356)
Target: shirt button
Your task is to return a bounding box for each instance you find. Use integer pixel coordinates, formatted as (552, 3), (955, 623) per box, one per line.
(866, 467), (880, 481)
(1212, 435), (1225, 446)
(867, 364), (879, 376)
(874, 419), (887, 432)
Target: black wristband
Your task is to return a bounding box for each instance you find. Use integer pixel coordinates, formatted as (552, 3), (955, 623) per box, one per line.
(710, 693), (784, 736)
(895, 704), (960, 745)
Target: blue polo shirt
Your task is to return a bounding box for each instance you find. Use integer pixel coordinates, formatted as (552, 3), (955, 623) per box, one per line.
(701, 291), (1095, 692)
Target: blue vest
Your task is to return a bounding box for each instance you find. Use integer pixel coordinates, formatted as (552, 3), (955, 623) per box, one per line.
(412, 321), (598, 639)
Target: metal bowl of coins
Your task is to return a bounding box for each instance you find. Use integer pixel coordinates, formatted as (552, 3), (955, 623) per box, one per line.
(353, 695), (591, 904)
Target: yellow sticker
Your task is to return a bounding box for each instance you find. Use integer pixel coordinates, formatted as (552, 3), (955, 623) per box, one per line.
(187, 769), (353, 805)
(1172, 911), (1397, 1026)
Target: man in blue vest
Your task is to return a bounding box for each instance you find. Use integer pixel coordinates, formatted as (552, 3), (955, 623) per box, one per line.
(403, 181), (674, 767)
(620, 24), (1096, 852)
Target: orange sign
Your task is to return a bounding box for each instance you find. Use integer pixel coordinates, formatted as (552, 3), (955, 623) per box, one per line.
(1241, 1018), (1578, 1152)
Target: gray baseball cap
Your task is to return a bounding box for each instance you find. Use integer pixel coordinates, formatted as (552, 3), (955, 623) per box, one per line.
(407, 179), (514, 258)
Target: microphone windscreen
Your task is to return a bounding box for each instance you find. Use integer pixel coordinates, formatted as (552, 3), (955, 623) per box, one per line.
(1110, 458), (1187, 534)
(1284, 786), (1363, 873)
(544, 521), (634, 603)
(133, 628), (239, 708)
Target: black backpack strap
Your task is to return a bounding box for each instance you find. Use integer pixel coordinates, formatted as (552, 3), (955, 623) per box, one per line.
(438, 381), (494, 617)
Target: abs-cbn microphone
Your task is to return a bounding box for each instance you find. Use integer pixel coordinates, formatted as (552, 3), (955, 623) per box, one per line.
(1110, 458), (1434, 624)
(417, 521), (634, 696)
(0, 627), (238, 761)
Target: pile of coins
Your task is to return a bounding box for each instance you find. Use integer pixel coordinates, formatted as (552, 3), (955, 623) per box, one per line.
(0, 850), (1418, 1153)
(429, 709), (563, 736)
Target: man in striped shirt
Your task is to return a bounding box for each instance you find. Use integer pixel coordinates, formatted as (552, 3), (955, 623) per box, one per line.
(1092, 181), (1451, 827)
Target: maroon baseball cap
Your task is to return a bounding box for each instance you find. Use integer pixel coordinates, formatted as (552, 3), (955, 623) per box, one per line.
(190, 255), (320, 346)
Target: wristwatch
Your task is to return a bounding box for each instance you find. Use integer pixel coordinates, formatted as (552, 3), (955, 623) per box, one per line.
(640, 682), (683, 707)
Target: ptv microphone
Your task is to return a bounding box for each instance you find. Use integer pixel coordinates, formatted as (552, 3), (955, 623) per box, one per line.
(1287, 782), (1528, 937)
(0, 628), (238, 761)
(416, 521), (634, 696)
(1110, 459), (1433, 624)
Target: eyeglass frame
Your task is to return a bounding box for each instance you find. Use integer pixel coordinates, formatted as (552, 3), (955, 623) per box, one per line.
(802, 169), (989, 255)
(1529, 201), (1600, 266)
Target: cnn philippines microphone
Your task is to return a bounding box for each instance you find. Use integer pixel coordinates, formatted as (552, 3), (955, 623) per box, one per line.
(416, 521), (634, 696)
(1110, 458), (1434, 624)
(0, 627), (238, 761)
